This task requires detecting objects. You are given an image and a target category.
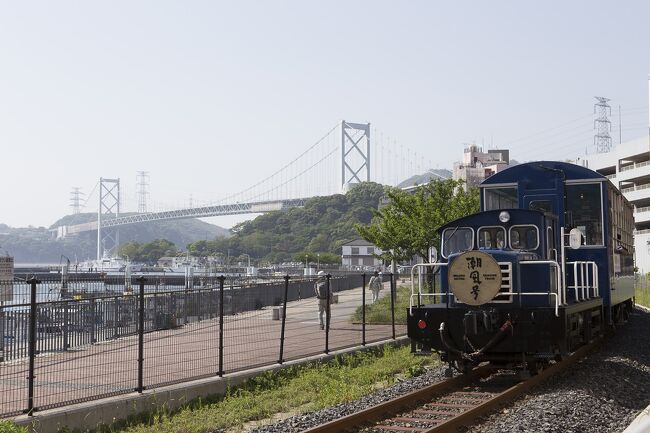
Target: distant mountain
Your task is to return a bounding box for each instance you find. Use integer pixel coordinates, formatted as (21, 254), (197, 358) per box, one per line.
(0, 213), (229, 263)
(397, 169), (453, 188)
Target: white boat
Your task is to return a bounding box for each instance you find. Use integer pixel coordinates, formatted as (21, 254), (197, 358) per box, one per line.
(77, 255), (143, 273)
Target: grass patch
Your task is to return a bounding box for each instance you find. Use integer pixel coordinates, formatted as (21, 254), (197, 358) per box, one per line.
(0, 421), (27, 433)
(91, 345), (435, 433)
(636, 286), (650, 308)
(352, 285), (411, 325)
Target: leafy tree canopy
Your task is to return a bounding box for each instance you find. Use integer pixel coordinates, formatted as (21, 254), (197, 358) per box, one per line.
(356, 179), (479, 263)
(116, 239), (178, 264)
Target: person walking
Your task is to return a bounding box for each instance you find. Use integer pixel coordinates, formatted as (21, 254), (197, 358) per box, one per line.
(314, 271), (328, 330)
(368, 271), (382, 303)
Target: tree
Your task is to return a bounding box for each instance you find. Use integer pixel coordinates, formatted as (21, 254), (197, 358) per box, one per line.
(356, 179), (479, 263)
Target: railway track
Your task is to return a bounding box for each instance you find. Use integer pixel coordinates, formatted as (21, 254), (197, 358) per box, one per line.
(303, 339), (601, 433)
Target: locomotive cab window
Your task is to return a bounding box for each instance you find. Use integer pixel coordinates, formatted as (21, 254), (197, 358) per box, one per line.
(565, 183), (603, 246)
(442, 227), (474, 258)
(477, 226), (506, 249)
(509, 225), (539, 250)
(484, 187), (518, 210)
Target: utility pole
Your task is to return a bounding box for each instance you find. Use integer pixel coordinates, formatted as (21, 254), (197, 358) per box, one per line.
(593, 96), (612, 153)
(136, 171), (149, 213)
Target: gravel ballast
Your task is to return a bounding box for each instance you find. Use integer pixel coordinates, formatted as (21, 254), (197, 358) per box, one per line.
(249, 307), (650, 433)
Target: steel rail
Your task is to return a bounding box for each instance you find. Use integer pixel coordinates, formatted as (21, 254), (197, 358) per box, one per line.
(303, 337), (603, 433)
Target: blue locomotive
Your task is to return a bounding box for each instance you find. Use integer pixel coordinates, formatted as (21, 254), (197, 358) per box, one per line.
(407, 161), (635, 373)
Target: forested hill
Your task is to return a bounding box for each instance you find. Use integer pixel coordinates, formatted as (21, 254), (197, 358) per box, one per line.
(0, 213), (229, 263)
(187, 182), (386, 263)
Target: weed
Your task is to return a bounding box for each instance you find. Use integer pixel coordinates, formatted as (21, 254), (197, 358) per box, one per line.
(0, 421), (27, 433)
(99, 345), (436, 433)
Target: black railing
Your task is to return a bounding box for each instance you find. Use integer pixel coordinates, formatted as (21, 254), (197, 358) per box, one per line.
(0, 272), (405, 418)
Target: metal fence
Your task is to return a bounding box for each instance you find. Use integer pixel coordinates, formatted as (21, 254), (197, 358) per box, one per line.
(0, 272), (407, 418)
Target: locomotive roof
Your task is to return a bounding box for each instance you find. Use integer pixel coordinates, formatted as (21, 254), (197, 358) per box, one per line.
(481, 161), (605, 186)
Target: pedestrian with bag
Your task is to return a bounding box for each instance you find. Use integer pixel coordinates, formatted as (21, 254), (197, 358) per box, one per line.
(314, 271), (328, 330)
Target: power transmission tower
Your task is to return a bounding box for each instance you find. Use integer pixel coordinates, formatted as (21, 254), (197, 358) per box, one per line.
(136, 171), (149, 213)
(593, 96), (612, 153)
(70, 187), (84, 214)
(341, 120), (371, 191)
(97, 178), (120, 260)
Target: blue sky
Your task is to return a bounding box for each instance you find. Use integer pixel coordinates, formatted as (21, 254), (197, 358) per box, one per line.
(1, 1), (649, 228)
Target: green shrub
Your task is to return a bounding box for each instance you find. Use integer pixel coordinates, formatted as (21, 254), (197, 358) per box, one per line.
(0, 421), (27, 433)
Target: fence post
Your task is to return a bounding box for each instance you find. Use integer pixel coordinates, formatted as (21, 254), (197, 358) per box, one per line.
(63, 300), (69, 350)
(218, 276), (225, 377)
(390, 273), (396, 340)
(184, 286), (189, 325)
(113, 296), (119, 339)
(136, 276), (146, 393)
(278, 275), (290, 364)
(26, 276), (40, 415)
(361, 273), (366, 346)
(325, 274), (331, 354)
(90, 298), (97, 343)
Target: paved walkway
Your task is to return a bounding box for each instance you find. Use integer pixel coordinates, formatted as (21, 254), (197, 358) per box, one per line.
(0, 283), (406, 416)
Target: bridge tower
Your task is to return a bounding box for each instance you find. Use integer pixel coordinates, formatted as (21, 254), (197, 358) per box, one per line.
(341, 120), (371, 192)
(97, 178), (120, 260)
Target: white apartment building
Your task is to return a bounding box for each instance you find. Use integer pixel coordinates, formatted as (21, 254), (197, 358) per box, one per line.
(581, 135), (650, 273)
(453, 144), (510, 189)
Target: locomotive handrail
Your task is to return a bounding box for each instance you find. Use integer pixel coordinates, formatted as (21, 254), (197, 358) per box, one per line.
(519, 260), (564, 307)
(409, 263), (447, 316)
(566, 261), (599, 301)
(410, 261), (563, 316)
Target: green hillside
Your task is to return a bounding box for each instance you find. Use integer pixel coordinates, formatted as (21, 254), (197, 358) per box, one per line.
(187, 182), (386, 262)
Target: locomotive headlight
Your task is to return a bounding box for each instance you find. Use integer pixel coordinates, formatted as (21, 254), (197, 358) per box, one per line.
(498, 211), (510, 223)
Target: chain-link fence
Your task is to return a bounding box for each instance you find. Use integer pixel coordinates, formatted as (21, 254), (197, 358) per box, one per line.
(0, 272), (407, 417)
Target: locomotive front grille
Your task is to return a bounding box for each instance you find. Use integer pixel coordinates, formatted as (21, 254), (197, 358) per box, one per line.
(491, 262), (513, 303)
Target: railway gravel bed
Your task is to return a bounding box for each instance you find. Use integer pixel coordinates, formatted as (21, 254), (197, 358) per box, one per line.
(248, 307), (650, 433)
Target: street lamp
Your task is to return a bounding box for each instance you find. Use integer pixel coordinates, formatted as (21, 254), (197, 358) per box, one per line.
(317, 253), (320, 271)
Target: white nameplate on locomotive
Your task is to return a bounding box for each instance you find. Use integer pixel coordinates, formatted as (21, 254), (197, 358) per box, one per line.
(447, 251), (502, 306)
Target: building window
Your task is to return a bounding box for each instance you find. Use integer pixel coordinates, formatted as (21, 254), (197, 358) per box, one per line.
(351, 247), (359, 255)
(367, 247), (374, 255)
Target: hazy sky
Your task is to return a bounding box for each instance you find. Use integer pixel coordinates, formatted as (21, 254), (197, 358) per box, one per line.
(1, 1), (649, 229)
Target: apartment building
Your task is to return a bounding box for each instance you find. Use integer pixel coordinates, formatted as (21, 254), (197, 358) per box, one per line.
(581, 135), (650, 273)
(453, 144), (510, 189)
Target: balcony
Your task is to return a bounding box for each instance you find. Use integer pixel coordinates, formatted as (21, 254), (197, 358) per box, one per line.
(621, 183), (650, 203)
(617, 160), (650, 182)
(635, 207), (650, 224)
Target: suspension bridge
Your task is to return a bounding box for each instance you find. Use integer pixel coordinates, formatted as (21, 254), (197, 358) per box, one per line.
(56, 105), (650, 260)
(57, 120), (437, 260)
